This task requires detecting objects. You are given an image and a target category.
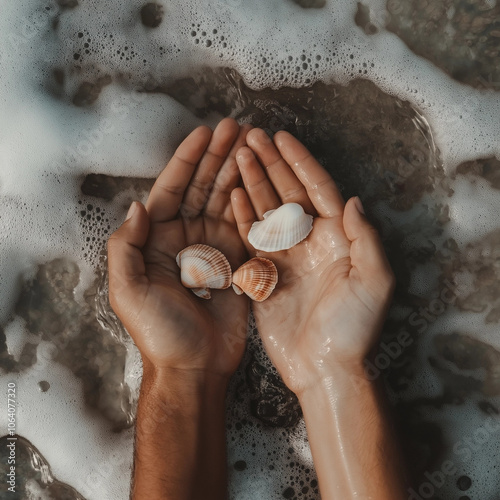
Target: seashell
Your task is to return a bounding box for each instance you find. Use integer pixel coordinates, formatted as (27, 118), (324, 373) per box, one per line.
(176, 244), (232, 299)
(191, 287), (212, 300)
(232, 257), (278, 302)
(248, 203), (313, 252)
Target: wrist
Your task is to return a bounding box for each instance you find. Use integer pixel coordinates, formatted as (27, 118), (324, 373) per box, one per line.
(139, 362), (228, 424)
(296, 359), (374, 404)
(142, 356), (230, 387)
(133, 355), (231, 500)
(296, 359), (405, 500)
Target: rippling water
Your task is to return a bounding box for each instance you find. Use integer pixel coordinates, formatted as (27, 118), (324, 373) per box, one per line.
(1, 0), (500, 499)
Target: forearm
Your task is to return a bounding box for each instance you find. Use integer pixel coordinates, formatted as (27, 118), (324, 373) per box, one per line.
(298, 363), (407, 500)
(131, 363), (229, 500)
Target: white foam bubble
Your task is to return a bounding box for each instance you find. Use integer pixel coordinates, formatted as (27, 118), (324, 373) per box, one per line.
(446, 175), (500, 247)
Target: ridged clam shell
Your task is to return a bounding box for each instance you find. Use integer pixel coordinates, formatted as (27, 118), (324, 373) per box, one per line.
(192, 287), (212, 299)
(176, 244), (232, 298)
(232, 257), (278, 302)
(248, 203), (313, 252)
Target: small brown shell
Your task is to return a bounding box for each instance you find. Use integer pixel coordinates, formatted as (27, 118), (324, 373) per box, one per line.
(176, 244), (232, 299)
(231, 257), (278, 302)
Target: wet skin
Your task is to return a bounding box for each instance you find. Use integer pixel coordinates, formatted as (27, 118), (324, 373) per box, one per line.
(108, 119), (407, 500)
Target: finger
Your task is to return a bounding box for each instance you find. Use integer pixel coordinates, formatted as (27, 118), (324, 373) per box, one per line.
(273, 130), (345, 218)
(236, 146), (281, 218)
(204, 123), (253, 220)
(231, 187), (256, 253)
(107, 201), (150, 311)
(181, 118), (240, 218)
(343, 197), (395, 289)
(146, 125), (213, 223)
(246, 128), (316, 215)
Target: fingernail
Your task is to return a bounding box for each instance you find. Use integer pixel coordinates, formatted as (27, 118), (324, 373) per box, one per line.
(354, 196), (365, 215)
(126, 201), (137, 221)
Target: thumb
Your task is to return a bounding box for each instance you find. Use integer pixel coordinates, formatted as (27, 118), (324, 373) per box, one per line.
(343, 197), (395, 290)
(107, 201), (150, 312)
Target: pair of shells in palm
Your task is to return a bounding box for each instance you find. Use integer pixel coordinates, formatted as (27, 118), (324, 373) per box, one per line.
(176, 244), (277, 301)
(176, 203), (313, 301)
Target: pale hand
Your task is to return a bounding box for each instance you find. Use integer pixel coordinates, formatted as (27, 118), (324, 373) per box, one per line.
(232, 129), (395, 395)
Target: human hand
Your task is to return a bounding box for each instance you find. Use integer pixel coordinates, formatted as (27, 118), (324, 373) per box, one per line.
(231, 129), (395, 396)
(108, 118), (251, 381)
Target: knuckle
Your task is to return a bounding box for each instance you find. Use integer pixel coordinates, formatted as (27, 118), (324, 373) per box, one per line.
(281, 186), (306, 201)
(157, 182), (184, 196)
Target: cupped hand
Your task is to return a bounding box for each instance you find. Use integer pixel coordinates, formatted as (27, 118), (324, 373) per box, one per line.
(108, 118), (251, 379)
(231, 129), (395, 395)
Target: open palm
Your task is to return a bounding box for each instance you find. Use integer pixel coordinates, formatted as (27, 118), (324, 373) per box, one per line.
(108, 120), (250, 378)
(232, 129), (395, 395)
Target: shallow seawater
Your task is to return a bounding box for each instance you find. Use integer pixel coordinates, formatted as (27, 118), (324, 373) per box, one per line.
(0, 0), (500, 499)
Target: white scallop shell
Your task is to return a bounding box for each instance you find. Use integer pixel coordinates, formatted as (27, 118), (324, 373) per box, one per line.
(232, 257), (278, 302)
(176, 244), (232, 299)
(248, 203), (313, 252)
